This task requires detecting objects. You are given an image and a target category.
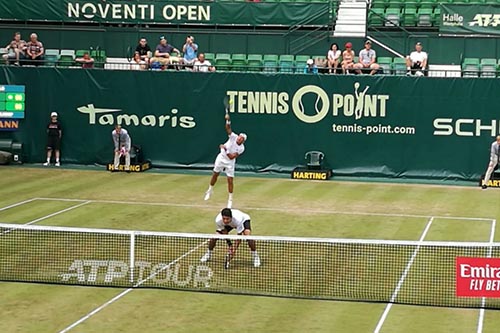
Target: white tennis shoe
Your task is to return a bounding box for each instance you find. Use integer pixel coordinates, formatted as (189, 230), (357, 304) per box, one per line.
(55, 162), (60, 167)
(43, 162), (49, 166)
(200, 251), (211, 263)
(204, 189), (212, 201)
(253, 255), (261, 268)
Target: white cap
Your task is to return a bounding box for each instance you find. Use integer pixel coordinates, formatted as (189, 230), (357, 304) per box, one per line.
(51, 112), (58, 117)
(239, 133), (247, 141)
(306, 59), (314, 65)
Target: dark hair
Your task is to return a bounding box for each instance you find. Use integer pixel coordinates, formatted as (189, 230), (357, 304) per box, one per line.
(221, 208), (232, 217)
(330, 43), (338, 50)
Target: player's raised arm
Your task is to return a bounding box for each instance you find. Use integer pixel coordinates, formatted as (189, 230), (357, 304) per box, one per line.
(225, 113), (232, 135)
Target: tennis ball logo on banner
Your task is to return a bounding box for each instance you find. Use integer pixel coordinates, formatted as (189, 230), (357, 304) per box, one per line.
(226, 83), (390, 124)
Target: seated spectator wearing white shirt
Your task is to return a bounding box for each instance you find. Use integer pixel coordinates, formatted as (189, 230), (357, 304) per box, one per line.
(193, 53), (215, 72)
(406, 42), (428, 76)
(327, 43), (341, 74)
(354, 40), (380, 75)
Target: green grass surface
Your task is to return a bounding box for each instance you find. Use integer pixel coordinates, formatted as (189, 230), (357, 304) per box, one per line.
(1, 166), (500, 332)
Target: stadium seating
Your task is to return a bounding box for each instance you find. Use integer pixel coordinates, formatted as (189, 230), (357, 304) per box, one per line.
(215, 53), (232, 71)
(44, 49), (60, 66)
(263, 54), (279, 73)
(231, 54), (247, 71)
(294, 55), (310, 72)
(377, 57), (393, 75)
(480, 58), (497, 78)
(58, 49), (75, 67)
(462, 58), (480, 78)
(392, 57), (407, 75)
(247, 54), (263, 72)
(279, 54), (295, 73)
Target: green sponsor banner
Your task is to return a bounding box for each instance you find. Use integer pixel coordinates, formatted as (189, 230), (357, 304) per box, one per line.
(440, 4), (500, 35)
(1, 67), (499, 181)
(0, 0), (329, 26)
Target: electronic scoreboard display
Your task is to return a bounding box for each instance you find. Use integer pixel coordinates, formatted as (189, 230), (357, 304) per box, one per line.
(0, 85), (25, 119)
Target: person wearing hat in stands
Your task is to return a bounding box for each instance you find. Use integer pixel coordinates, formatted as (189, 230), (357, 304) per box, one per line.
(341, 42), (355, 74)
(406, 42), (428, 76)
(43, 111), (62, 167)
(304, 58), (318, 74)
(354, 40), (380, 75)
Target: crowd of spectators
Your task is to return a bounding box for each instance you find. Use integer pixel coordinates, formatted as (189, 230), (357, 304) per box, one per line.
(2, 32), (428, 76)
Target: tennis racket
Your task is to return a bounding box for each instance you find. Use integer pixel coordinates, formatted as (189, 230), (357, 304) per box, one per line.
(223, 96), (232, 115)
(224, 246), (234, 269)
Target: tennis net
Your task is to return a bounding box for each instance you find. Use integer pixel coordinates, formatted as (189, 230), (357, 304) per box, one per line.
(1, 222), (499, 308)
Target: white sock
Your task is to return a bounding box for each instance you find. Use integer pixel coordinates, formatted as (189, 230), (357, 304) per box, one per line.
(208, 185), (213, 191)
(407, 66), (411, 70)
(228, 193), (233, 200)
(56, 158), (59, 163)
(46, 158), (50, 163)
(252, 251), (258, 257)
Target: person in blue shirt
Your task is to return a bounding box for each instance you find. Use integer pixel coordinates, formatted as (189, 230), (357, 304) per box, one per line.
(182, 35), (198, 69)
(304, 58), (318, 74)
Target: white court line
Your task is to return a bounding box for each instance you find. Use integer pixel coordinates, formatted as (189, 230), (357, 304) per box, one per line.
(477, 219), (496, 333)
(0, 198), (38, 212)
(35, 197), (495, 222)
(58, 240), (208, 333)
(373, 217), (434, 333)
(0, 201), (91, 235)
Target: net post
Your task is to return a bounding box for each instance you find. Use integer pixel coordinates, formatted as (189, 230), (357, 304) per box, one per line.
(130, 231), (135, 284)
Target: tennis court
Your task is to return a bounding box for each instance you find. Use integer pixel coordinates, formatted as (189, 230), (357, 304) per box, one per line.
(1, 167), (500, 332)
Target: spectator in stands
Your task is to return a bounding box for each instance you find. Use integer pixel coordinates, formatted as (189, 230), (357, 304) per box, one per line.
(193, 53), (215, 72)
(327, 43), (341, 74)
(341, 42), (355, 74)
(304, 58), (318, 74)
(354, 40), (380, 75)
(182, 35), (198, 70)
(75, 52), (94, 69)
(131, 52), (147, 70)
(406, 42), (428, 76)
(135, 37), (151, 65)
(150, 36), (180, 69)
(25, 33), (44, 66)
(2, 32), (25, 66)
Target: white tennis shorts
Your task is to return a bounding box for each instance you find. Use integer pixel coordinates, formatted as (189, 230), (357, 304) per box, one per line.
(213, 155), (235, 177)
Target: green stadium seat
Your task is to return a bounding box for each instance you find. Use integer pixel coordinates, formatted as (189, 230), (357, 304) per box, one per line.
(480, 58), (497, 77)
(385, 8), (401, 26)
(417, 8), (433, 26)
(44, 49), (59, 67)
(392, 57), (407, 75)
(432, 7), (441, 26)
(247, 54), (263, 72)
(215, 53), (232, 71)
(204, 53), (215, 64)
(403, 5), (417, 26)
(462, 58), (480, 77)
(377, 57), (393, 75)
(263, 54), (279, 73)
(294, 55), (310, 73)
(75, 50), (89, 58)
(279, 55), (295, 73)
(58, 49), (75, 67)
(369, 8), (386, 26)
(231, 54), (247, 71)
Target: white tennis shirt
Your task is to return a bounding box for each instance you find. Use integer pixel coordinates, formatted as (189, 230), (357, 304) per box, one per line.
(215, 209), (251, 233)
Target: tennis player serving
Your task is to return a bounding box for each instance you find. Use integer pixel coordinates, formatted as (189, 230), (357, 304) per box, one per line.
(204, 112), (247, 208)
(200, 208), (261, 268)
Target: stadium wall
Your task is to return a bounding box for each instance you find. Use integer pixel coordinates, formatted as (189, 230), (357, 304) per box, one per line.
(0, 66), (497, 181)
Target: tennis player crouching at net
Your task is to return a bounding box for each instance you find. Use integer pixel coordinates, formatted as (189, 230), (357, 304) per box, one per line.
(200, 208), (261, 268)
